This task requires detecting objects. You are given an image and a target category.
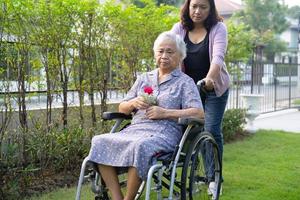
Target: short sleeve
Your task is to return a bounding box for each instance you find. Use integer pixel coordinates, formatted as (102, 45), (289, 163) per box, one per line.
(122, 76), (141, 102)
(181, 78), (203, 109)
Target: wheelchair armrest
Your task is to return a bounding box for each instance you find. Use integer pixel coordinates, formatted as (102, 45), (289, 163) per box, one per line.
(178, 117), (205, 126)
(102, 112), (132, 120)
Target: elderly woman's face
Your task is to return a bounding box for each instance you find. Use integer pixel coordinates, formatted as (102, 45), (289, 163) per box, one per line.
(154, 39), (181, 71)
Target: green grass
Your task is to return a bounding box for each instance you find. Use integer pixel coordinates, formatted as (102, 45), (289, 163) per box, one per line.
(28, 184), (94, 200)
(222, 130), (300, 200)
(29, 130), (300, 200)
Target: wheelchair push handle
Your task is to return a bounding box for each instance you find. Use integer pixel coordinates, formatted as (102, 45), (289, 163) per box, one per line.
(196, 79), (206, 91)
(197, 79), (206, 87)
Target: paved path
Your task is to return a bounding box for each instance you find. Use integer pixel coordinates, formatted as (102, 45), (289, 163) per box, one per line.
(250, 109), (300, 133)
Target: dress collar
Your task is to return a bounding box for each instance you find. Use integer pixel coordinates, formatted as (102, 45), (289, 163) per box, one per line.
(148, 67), (181, 86)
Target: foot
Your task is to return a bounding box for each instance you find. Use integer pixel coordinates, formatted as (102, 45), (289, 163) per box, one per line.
(207, 181), (222, 199)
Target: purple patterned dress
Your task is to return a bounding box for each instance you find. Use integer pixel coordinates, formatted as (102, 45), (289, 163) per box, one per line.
(88, 68), (202, 180)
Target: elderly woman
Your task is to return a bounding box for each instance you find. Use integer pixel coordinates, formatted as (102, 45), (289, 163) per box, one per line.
(88, 31), (204, 200)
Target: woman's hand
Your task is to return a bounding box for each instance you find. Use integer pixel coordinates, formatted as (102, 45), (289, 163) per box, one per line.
(145, 106), (166, 119)
(132, 96), (150, 110)
(203, 77), (215, 91)
(119, 96), (150, 115)
(145, 106), (203, 120)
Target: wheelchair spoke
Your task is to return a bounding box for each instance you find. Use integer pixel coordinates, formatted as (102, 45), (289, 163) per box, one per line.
(189, 149), (211, 200)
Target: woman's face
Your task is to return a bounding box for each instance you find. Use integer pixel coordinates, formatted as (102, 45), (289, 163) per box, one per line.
(154, 39), (181, 72)
(189, 0), (210, 25)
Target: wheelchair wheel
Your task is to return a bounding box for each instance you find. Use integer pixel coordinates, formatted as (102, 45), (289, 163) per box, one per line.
(181, 132), (222, 200)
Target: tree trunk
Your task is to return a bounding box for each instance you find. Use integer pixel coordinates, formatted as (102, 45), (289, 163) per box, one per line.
(58, 47), (68, 128)
(62, 49), (68, 128)
(18, 48), (28, 167)
(89, 79), (96, 126)
(87, 14), (96, 126)
(0, 90), (12, 154)
(100, 77), (108, 114)
(42, 48), (53, 132)
(78, 41), (85, 127)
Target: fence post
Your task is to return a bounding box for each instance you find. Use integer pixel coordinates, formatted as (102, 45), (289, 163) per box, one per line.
(274, 63), (277, 111)
(297, 14), (300, 91)
(288, 61), (292, 108)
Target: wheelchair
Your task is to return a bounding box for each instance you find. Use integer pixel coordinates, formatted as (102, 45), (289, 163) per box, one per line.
(75, 109), (222, 200)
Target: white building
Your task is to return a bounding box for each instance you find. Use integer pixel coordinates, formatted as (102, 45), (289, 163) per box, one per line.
(279, 18), (299, 63)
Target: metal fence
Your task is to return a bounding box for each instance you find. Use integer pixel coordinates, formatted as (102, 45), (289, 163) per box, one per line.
(227, 61), (300, 113)
(1, 62), (300, 113)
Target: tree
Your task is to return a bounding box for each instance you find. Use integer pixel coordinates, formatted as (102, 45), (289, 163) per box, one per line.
(226, 19), (253, 65)
(104, 0), (178, 90)
(224, 19), (254, 89)
(3, 0), (36, 167)
(237, 0), (289, 60)
(46, 0), (80, 128)
(287, 5), (300, 19)
(239, 0), (288, 34)
(0, 1), (12, 148)
(127, 0), (182, 7)
(30, 1), (56, 131)
(71, 0), (102, 127)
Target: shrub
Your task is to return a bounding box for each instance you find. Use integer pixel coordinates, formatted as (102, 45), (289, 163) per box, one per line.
(0, 119), (114, 199)
(293, 99), (300, 105)
(222, 108), (247, 142)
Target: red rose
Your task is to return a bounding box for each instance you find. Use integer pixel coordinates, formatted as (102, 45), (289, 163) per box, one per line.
(143, 86), (154, 95)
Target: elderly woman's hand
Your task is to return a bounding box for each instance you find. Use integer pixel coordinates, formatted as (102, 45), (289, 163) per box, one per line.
(145, 106), (166, 119)
(132, 96), (150, 110)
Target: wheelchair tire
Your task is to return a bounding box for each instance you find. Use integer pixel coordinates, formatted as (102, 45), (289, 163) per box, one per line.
(181, 131), (222, 200)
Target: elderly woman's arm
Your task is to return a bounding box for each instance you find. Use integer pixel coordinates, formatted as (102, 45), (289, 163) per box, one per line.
(145, 106), (204, 120)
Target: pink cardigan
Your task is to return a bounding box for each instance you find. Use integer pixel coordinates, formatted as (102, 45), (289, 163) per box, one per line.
(170, 22), (230, 97)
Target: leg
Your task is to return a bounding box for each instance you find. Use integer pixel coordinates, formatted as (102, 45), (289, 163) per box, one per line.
(124, 167), (142, 200)
(98, 164), (123, 200)
(202, 89), (228, 180)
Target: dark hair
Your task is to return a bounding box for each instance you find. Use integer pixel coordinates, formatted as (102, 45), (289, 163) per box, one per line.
(180, 0), (223, 31)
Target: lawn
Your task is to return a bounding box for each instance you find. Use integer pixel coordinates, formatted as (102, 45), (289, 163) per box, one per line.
(29, 130), (300, 200)
(222, 130), (300, 200)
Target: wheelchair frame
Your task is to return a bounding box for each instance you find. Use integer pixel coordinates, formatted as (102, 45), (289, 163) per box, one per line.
(75, 112), (222, 200)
